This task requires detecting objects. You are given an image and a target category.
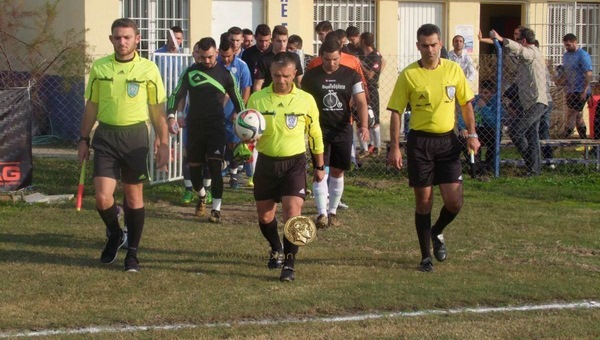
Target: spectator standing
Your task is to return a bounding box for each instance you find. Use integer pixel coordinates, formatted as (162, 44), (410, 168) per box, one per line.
(490, 27), (548, 176)
(448, 35), (476, 83)
(345, 26), (363, 57)
(359, 32), (384, 155)
(78, 18), (169, 272)
(247, 52), (325, 282)
(560, 33), (593, 138)
(387, 24), (479, 272)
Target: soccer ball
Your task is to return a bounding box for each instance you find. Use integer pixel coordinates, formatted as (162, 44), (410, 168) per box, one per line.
(235, 109), (266, 142)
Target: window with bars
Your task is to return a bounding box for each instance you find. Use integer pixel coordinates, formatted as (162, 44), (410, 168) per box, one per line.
(120, 0), (189, 58)
(313, 0), (376, 55)
(546, 3), (599, 80)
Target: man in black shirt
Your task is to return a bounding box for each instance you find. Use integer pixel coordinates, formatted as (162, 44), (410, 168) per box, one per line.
(253, 25), (303, 91)
(301, 39), (369, 229)
(241, 24), (272, 89)
(168, 37), (244, 223)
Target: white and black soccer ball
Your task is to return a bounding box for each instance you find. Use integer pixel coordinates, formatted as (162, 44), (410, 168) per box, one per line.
(235, 109), (266, 142)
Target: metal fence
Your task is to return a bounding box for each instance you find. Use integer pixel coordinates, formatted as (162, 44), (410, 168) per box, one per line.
(4, 48), (599, 178)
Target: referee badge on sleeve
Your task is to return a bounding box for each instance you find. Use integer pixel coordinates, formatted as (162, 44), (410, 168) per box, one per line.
(285, 114), (298, 129)
(284, 216), (317, 246)
(445, 85), (456, 101)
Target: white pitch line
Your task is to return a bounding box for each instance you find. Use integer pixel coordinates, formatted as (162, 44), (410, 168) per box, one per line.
(1, 300), (598, 338)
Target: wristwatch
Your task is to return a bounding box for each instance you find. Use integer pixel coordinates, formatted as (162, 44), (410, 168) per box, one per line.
(314, 164), (325, 171)
(78, 136), (90, 146)
(167, 113), (176, 120)
(467, 133), (479, 139)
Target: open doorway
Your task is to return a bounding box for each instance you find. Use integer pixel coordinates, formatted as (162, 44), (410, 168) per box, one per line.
(480, 4), (522, 54)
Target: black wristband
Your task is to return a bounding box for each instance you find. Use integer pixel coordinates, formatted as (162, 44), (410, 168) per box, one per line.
(78, 136), (90, 146)
(314, 164), (325, 171)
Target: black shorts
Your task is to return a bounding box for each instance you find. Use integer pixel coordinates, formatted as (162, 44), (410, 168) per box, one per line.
(186, 124), (226, 163)
(92, 122), (149, 184)
(320, 126), (353, 171)
(406, 130), (462, 187)
(566, 92), (590, 112)
(253, 153), (307, 202)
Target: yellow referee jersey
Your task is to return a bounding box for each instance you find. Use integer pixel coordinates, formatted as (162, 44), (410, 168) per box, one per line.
(248, 84), (324, 157)
(85, 52), (166, 126)
(387, 59), (473, 134)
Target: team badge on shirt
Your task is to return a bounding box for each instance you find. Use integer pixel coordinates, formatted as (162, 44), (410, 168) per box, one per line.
(127, 82), (140, 98)
(285, 114), (298, 129)
(445, 85), (456, 101)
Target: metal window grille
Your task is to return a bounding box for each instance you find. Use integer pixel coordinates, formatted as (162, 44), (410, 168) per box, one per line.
(545, 3), (599, 80)
(313, 0), (376, 55)
(120, 0), (189, 58)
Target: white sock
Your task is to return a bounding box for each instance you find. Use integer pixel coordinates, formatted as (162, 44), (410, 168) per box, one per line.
(371, 125), (381, 148)
(184, 179), (192, 188)
(203, 178), (211, 188)
(328, 176), (344, 215)
(198, 187), (206, 197)
(213, 198), (222, 211)
(312, 174), (329, 215)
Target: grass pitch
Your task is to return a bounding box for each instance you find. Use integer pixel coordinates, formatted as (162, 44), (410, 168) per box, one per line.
(0, 157), (598, 338)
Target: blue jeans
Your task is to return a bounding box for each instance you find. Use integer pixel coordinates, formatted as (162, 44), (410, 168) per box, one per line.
(539, 102), (553, 159)
(509, 103), (547, 175)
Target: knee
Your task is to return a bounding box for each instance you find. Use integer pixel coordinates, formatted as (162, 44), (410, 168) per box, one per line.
(445, 198), (463, 213)
(95, 192), (114, 210)
(415, 200), (433, 214)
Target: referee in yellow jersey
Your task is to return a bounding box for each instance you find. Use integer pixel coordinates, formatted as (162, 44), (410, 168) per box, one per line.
(78, 18), (169, 272)
(387, 24), (480, 272)
(247, 52), (325, 282)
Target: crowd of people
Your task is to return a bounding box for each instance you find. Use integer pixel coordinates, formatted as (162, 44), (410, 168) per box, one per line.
(78, 17), (593, 279)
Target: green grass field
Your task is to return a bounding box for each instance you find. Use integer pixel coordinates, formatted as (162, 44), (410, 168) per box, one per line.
(0, 157), (599, 338)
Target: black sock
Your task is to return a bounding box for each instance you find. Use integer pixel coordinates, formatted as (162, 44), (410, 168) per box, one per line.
(98, 204), (121, 234)
(126, 247), (137, 258)
(577, 125), (587, 139)
(124, 206), (145, 250)
(283, 237), (298, 268)
(415, 212), (431, 260)
(259, 218), (282, 252)
(208, 159), (223, 199)
(189, 165), (204, 192)
(431, 206), (459, 237)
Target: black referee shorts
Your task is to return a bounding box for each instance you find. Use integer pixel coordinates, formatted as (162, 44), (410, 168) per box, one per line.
(406, 130), (462, 188)
(92, 122), (149, 184)
(253, 153), (307, 203)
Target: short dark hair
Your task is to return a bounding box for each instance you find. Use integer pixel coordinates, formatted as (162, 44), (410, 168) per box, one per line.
(563, 33), (577, 42)
(416, 24), (440, 40)
(320, 39), (341, 55)
(171, 26), (183, 34)
(519, 27), (536, 44)
(271, 51), (297, 70)
(243, 28), (253, 36)
(228, 26), (243, 36)
(452, 35), (464, 43)
(334, 29), (347, 40)
(480, 79), (495, 91)
(219, 38), (232, 51)
(315, 20), (333, 33)
(346, 26), (360, 38)
(197, 37), (216, 51)
(288, 34), (303, 49)
(272, 25), (288, 39)
(111, 18), (139, 35)
(360, 32), (374, 48)
(255, 24), (271, 37)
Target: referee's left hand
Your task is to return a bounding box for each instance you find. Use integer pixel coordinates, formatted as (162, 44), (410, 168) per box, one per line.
(156, 143), (169, 171)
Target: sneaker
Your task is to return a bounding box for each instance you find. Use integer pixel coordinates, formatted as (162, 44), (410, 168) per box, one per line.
(338, 199), (349, 209)
(247, 176), (254, 187)
(100, 229), (127, 264)
(205, 190), (213, 204)
(279, 266), (295, 282)
(208, 209), (221, 223)
(418, 257), (433, 272)
(315, 214), (328, 229)
(328, 213), (341, 227)
(181, 189), (194, 205)
(195, 197), (206, 217)
(229, 177), (240, 189)
(268, 250), (284, 269)
(432, 234), (447, 262)
(124, 253), (140, 272)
